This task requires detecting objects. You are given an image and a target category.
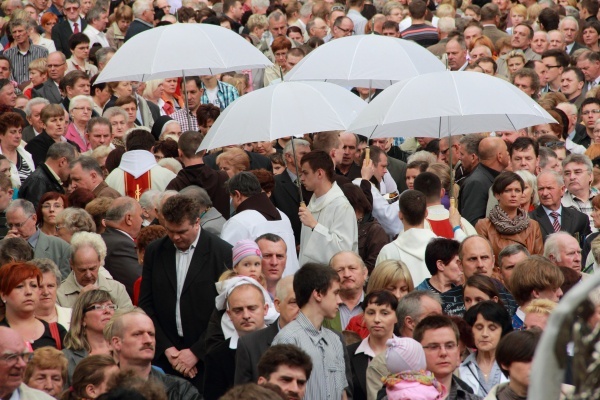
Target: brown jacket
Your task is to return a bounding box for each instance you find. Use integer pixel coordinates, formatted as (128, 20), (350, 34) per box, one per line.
(475, 218), (544, 265)
(93, 181), (121, 199)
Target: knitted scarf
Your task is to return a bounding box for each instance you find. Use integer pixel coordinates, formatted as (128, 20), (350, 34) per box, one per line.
(488, 205), (529, 235)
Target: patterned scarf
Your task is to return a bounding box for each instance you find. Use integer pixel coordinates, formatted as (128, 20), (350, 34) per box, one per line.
(488, 205), (529, 235)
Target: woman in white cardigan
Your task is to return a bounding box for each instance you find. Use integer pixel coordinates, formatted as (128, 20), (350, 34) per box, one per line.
(0, 112), (35, 194)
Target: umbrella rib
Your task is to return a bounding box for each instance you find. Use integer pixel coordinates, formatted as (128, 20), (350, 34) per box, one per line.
(347, 37), (363, 80)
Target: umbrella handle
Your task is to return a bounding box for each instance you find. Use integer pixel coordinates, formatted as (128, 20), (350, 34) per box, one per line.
(300, 201), (306, 208)
(365, 148), (370, 163)
(450, 197), (456, 208)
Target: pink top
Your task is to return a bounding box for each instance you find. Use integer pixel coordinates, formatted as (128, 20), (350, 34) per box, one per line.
(64, 123), (90, 152)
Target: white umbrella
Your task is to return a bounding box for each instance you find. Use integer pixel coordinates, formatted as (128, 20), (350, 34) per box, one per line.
(348, 71), (556, 138)
(198, 81), (367, 151)
(96, 23), (273, 83)
(284, 35), (445, 89)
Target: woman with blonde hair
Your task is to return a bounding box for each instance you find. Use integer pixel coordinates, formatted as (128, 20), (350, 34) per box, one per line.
(522, 298), (556, 330)
(24, 347), (68, 398)
(506, 4), (526, 34)
(506, 50), (526, 77)
(142, 79), (167, 115)
(345, 260), (414, 338)
(515, 170), (538, 212)
(216, 148), (250, 178)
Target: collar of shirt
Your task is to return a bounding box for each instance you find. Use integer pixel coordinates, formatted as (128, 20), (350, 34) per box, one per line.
(45, 162), (62, 184)
(355, 334), (397, 358)
(134, 17), (153, 28)
(69, 18), (82, 30)
(295, 311), (327, 346)
(114, 228), (134, 241)
(27, 229), (40, 248)
(340, 292), (364, 312)
(286, 169), (298, 183)
(542, 204), (562, 218)
(515, 306), (525, 322)
(566, 42), (574, 53)
(568, 129), (576, 141)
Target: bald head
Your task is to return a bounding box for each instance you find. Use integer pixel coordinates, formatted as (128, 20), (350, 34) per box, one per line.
(0, 327), (27, 398)
(478, 137), (509, 169)
(459, 235), (495, 278)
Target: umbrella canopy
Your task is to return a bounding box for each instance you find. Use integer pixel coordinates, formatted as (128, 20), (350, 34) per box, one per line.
(198, 81), (367, 151)
(96, 23), (273, 83)
(284, 35), (445, 89)
(348, 71), (557, 138)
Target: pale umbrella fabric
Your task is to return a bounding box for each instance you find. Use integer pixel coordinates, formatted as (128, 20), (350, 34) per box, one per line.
(96, 23), (273, 83)
(347, 71), (557, 138)
(284, 35), (445, 89)
(198, 81), (367, 151)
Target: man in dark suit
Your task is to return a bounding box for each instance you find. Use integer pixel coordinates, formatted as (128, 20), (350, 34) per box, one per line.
(481, 4), (508, 45)
(530, 170), (591, 247)
(101, 197), (144, 298)
(124, 1), (155, 42)
(51, 0), (86, 58)
(234, 276), (298, 384)
(31, 52), (66, 105)
(256, 344), (313, 400)
(139, 195), (232, 392)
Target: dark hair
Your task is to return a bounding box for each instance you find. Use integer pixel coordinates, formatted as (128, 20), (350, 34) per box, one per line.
(580, 97), (600, 113)
(491, 171), (524, 195)
(178, 131), (204, 158)
(464, 300), (513, 337)
(413, 171), (442, 203)
(115, 95), (137, 108)
(563, 66), (585, 83)
(70, 156), (103, 177)
(0, 238), (34, 265)
(399, 190), (427, 226)
(300, 150), (334, 182)
(161, 195), (201, 225)
(413, 315), (459, 343)
(424, 238), (460, 276)
(125, 129), (155, 151)
(510, 136), (539, 157)
(340, 183), (372, 214)
(61, 70), (89, 92)
(583, 19), (600, 35)
(67, 355), (117, 400)
(257, 344), (313, 381)
(250, 169), (275, 194)
(105, 147), (125, 172)
(449, 315), (475, 349)
(225, 171), (262, 197)
(538, 8), (559, 31)
(541, 49), (570, 68)
(153, 139), (179, 159)
(408, 0), (427, 19)
(463, 275), (505, 308)
(196, 104), (220, 127)
(406, 160), (429, 172)
(0, 112), (24, 134)
(293, 262), (340, 308)
(90, 74), (107, 94)
(495, 329), (541, 377)
(363, 289), (399, 311)
(68, 32), (90, 50)
(581, 0), (600, 19)
(559, 266), (581, 295)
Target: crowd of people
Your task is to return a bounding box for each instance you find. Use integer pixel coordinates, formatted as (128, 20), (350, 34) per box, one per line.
(0, 0), (599, 398)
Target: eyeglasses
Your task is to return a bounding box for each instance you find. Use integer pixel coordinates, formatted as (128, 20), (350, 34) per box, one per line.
(72, 106), (92, 112)
(542, 141), (566, 149)
(47, 62), (66, 69)
(331, 5), (345, 11)
(0, 352), (34, 365)
(336, 26), (353, 35)
(64, 6), (79, 11)
(85, 304), (118, 312)
(581, 109), (600, 115)
(6, 215), (32, 229)
(422, 342), (458, 352)
(545, 64), (561, 69)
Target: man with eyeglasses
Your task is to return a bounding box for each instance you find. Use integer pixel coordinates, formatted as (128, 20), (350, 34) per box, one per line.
(0, 327), (54, 400)
(324, 4), (346, 42)
(578, 98), (600, 148)
(32, 52), (66, 104)
(5, 199), (72, 277)
(332, 16), (354, 40)
(51, 0), (86, 59)
(57, 231), (133, 309)
(562, 153), (599, 231)
(124, 0), (155, 42)
(541, 49), (569, 93)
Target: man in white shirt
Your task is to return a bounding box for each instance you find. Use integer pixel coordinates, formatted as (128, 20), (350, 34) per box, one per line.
(83, 6), (110, 48)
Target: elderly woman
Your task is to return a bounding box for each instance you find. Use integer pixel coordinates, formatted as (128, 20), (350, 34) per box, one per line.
(64, 355), (119, 399)
(180, 185), (226, 235)
(102, 107), (128, 148)
(458, 301), (513, 397)
(114, 95), (138, 131)
(515, 170), (538, 212)
(62, 290), (116, 385)
(264, 36), (293, 86)
(0, 262), (66, 349)
(348, 290), (398, 400)
(142, 78), (167, 114)
(583, 20), (600, 52)
(216, 148), (250, 178)
(346, 259), (414, 338)
(32, 258), (72, 330)
(0, 112), (35, 188)
(66, 95), (94, 152)
(475, 172), (544, 261)
(106, 4), (132, 50)
(24, 347), (68, 398)
(150, 116), (180, 141)
(55, 207), (96, 243)
(138, 189), (159, 227)
(41, 12), (58, 39)
(25, 104), (71, 167)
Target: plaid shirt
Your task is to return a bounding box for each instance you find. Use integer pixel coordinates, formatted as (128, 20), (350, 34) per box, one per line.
(4, 41), (49, 84)
(200, 80), (239, 110)
(169, 108), (198, 132)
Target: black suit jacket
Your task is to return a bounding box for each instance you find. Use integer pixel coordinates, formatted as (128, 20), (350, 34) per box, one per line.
(203, 339), (236, 400)
(346, 342), (368, 400)
(138, 230), (232, 391)
(204, 150), (273, 172)
(31, 79), (62, 104)
(529, 205), (591, 247)
(386, 156), (408, 193)
(24, 131), (77, 168)
(572, 124), (591, 148)
(271, 169), (305, 245)
(124, 19), (152, 42)
(234, 322), (279, 385)
(22, 126), (36, 143)
(51, 19), (87, 58)
(101, 227), (142, 298)
(569, 42), (587, 55)
(18, 163), (64, 208)
(459, 163), (498, 226)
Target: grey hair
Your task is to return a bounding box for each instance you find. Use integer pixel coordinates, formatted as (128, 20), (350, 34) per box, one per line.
(46, 142), (77, 163)
(95, 47), (116, 66)
(250, 0), (269, 8)
(329, 251), (366, 270)
(396, 290), (442, 331)
(407, 150), (437, 164)
(437, 16), (455, 33)
(299, 2), (312, 17)
(139, 189), (161, 211)
(498, 244), (530, 267)
(157, 190), (178, 211)
(104, 197), (137, 222)
(282, 139), (310, 155)
(86, 5), (106, 24)
(179, 185), (212, 207)
(543, 232), (576, 261)
(70, 231), (107, 265)
(537, 169), (564, 187)
(275, 275), (294, 302)
(158, 157), (182, 174)
(30, 258), (62, 287)
(6, 199), (36, 217)
(459, 133), (483, 157)
(103, 106), (128, 121)
(132, 0), (152, 17)
(24, 98), (50, 117)
(268, 9), (286, 22)
(57, 207), (96, 234)
(559, 15), (579, 31)
(562, 153), (593, 173)
(538, 147), (558, 170)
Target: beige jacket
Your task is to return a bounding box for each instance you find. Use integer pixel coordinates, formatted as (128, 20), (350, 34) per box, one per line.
(57, 271), (133, 310)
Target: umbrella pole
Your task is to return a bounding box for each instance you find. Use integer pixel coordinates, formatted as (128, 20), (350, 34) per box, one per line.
(367, 79), (372, 103)
(291, 138), (306, 208)
(448, 119), (455, 208)
(182, 71), (193, 130)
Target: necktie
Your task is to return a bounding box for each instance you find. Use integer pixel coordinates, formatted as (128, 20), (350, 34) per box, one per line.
(73, 22), (79, 33)
(550, 211), (561, 232)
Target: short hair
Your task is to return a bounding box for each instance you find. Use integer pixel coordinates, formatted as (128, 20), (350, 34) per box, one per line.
(509, 255), (564, 305)
(196, 104), (220, 127)
(9, 18), (29, 32)
(104, 308), (148, 341)
(103, 106), (128, 122)
(563, 66), (585, 84)
(581, 97), (600, 113)
(179, 185), (212, 207)
(559, 15), (579, 31)
(24, 347), (68, 384)
(248, 14), (268, 31)
(312, 131), (341, 154)
(367, 260), (414, 294)
(463, 275), (504, 307)
(510, 136), (539, 157)
(115, 95), (137, 109)
(364, 289), (399, 312)
(300, 150), (334, 182)
(399, 190), (427, 226)
(57, 208), (96, 234)
(480, 3), (500, 20)
(0, 112), (24, 134)
(28, 57), (47, 75)
(0, 238), (34, 265)
(541, 49), (570, 68)
(491, 171), (524, 196)
(225, 171), (262, 197)
(424, 238), (460, 276)
(46, 142), (77, 163)
(459, 133), (483, 157)
(70, 355), (117, 400)
(437, 16), (455, 33)
(538, 147), (559, 169)
(104, 197), (137, 223)
(85, 197), (113, 233)
(562, 152), (593, 173)
(162, 195), (201, 225)
(86, 116), (112, 135)
(132, 0), (153, 17)
(498, 244), (530, 267)
(475, 56), (498, 74)
(413, 314), (459, 343)
(136, 225), (167, 254)
(250, 169), (275, 194)
(294, 262), (340, 309)
(257, 344), (313, 380)
(125, 129), (155, 151)
(408, 0), (426, 19)
(0, 263), (42, 297)
(406, 160), (429, 173)
(511, 68), (540, 95)
(24, 98), (50, 118)
(115, 4), (134, 20)
(41, 12), (59, 26)
(61, 70), (89, 92)
(340, 182), (372, 214)
(283, 138), (310, 155)
(71, 231), (107, 265)
(396, 290), (442, 332)
(464, 300), (513, 337)
(538, 8), (559, 31)
(522, 298), (557, 316)
(495, 329), (541, 377)
(413, 171), (442, 203)
(216, 148), (250, 173)
(271, 36), (292, 53)
(69, 32), (90, 51)
(29, 258), (62, 288)
(178, 131), (204, 158)
(40, 103), (65, 124)
(71, 156), (103, 177)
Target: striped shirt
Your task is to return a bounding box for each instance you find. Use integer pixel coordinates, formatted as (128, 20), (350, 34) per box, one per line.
(400, 24), (439, 47)
(4, 41), (49, 84)
(273, 311), (348, 399)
